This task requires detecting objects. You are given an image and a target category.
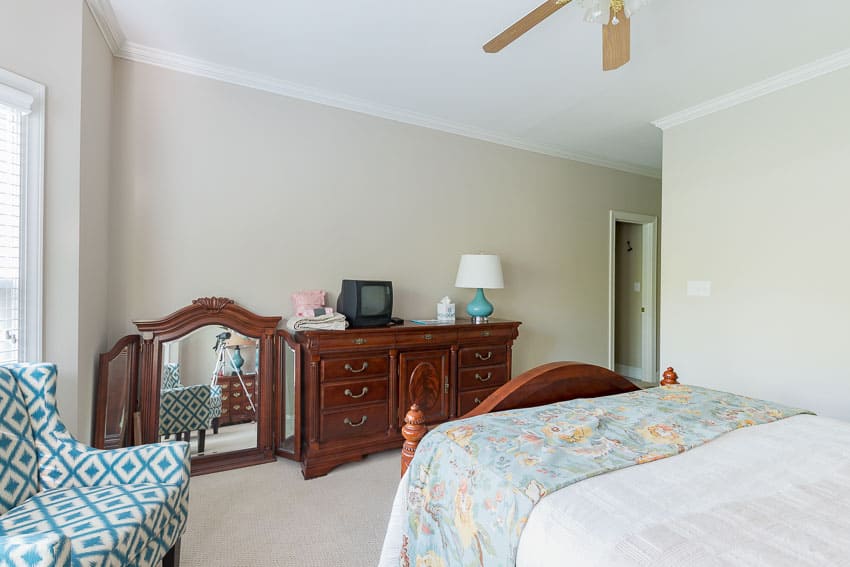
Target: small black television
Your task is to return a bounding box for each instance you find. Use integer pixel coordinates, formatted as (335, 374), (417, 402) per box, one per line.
(337, 280), (393, 328)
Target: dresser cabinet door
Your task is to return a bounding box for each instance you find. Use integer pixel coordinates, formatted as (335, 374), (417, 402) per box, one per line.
(398, 349), (451, 427)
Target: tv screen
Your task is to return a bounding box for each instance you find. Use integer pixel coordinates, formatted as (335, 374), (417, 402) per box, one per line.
(361, 285), (390, 316)
(337, 280), (393, 327)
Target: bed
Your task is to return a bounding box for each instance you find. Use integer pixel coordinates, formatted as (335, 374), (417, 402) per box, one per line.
(379, 362), (850, 566)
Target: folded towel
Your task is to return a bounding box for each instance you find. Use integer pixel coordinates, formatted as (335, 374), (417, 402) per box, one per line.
(286, 313), (348, 332)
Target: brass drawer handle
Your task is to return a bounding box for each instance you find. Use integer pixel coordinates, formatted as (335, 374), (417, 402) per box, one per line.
(424, 333), (433, 340)
(344, 361), (369, 373)
(353, 338), (367, 345)
(474, 351), (493, 361)
(344, 386), (369, 399)
(344, 415), (368, 427)
(474, 397), (483, 405)
(481, 331), (491, 337)
(475, 372), (492, 382)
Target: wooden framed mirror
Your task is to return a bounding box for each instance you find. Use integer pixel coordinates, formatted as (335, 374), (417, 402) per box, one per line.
(93, 335), (140, 449)
(134, 297), (281, 475)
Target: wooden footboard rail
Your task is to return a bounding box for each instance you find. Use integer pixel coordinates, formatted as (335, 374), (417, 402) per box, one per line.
(400, 362), (680, 477)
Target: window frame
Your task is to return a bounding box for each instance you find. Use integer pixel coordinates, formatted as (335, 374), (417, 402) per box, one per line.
(0, 67), (45, 362)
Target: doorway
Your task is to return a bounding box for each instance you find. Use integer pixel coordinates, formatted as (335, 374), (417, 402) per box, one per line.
(608, 211), (657, 383)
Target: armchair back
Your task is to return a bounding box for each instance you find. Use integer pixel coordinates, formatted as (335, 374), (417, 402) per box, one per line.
(0, 367), (37, 514)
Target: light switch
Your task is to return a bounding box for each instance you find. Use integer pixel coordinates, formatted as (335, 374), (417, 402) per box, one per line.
(687, 281), (711, 297)
(633, 282), (641, 292)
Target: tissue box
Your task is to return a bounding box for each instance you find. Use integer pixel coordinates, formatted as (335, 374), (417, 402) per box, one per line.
(437, 302), (455, 322)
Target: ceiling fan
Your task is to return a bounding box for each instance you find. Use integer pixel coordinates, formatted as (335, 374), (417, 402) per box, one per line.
(483, 0), (651, 71)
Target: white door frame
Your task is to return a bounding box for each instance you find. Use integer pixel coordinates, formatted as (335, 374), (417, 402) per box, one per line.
(608, 210), (658, 382)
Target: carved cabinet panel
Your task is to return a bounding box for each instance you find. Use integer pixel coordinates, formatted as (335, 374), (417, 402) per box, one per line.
(398, 349), (451, 427)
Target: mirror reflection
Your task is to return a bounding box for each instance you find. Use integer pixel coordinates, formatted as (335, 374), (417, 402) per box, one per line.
(160, 326), (260, 457)
(104, 353), (132, 448)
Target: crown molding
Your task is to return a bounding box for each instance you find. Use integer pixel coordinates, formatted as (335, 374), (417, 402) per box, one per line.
(115, 41), (660, 178)
(85, 0), (125, 55)
(653, 48), (850, 130)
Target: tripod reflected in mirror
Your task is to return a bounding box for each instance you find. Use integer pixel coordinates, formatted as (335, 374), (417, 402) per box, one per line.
(211, 331), (258, 419)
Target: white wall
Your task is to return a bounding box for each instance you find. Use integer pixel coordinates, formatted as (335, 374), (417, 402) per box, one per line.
(661, 66), (850, 420)
(108, 60), (662, 376)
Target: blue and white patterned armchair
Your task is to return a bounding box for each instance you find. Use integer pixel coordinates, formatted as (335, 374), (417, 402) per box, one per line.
(0, 363), (189, 566)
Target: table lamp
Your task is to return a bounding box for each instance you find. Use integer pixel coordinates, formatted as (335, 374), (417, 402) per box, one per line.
(225, 335), (257, 375)
(455, 254), (504, 323)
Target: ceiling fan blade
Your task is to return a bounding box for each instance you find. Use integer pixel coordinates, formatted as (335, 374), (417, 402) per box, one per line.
(483, 0), (573, 53)
(602, 8), (631, 70)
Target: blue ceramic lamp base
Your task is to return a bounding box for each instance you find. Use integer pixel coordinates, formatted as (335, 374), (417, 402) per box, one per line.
(466, 288), (494, 324)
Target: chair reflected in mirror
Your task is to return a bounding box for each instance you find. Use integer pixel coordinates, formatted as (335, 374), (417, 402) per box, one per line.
(158, 362), (216, 453)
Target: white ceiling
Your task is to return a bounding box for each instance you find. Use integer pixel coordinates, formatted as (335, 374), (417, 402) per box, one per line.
(100, 0), (850, 177)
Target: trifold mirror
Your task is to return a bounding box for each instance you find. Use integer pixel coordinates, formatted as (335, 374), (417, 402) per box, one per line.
(94, 297), (281, 475)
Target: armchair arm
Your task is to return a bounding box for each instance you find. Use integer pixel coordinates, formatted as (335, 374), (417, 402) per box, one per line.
(73, 441), (190, 488)
(0, 533), (71, 567)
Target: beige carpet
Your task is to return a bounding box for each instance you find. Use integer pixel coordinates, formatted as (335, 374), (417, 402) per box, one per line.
(185, 422), (258, 457)
(182, 449), (399, 566)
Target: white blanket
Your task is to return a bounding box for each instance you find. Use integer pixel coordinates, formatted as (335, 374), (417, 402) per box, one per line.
(379, 414), (850, 566)
(285, 313), (348, 331)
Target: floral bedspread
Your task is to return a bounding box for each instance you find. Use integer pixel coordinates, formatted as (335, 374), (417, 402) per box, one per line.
(400, 384), (811, 567)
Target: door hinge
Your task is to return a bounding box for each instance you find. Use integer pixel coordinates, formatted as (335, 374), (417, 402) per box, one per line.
(444, 375), (449, 394)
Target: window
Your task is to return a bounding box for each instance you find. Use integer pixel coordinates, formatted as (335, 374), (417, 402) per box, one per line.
(0, 68), (44, 363)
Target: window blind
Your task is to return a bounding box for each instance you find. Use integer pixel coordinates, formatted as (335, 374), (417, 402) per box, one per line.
(0, 102), (23, 363)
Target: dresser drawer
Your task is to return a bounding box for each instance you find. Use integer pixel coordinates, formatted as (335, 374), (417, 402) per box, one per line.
(458, 365), (508, 391)
(320, 403), (388, 443)
(395, 329), (457, 347)
(317, 332), (395, 350)
(459, 345), (507, 368)
(321, 378), (388, 410)
(321, 355), (389, 381)
(457, 326), (516, 343)
(458, 387), (499, 415)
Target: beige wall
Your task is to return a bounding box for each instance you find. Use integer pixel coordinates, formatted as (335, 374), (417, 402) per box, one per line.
(108, 59), (662, 375)
(0, 1), (112, 439)
(78, 3), (114, 442)
(661, 66), (850, 420)
(0, 0), (83, 432)
(615, 222), (642, 372)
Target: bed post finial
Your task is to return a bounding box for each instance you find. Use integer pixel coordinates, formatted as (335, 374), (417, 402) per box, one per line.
(401, 404), (426, 477)
(661, 367), (679, 386)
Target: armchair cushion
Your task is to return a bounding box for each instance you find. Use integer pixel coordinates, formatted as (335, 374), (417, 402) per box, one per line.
(0, 483), (180, 566)
(0, 532), (71, 567)
(0, 368), (38, 515)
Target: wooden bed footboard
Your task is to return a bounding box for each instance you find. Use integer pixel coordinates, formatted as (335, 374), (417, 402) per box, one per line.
(400, 362), (680, 477)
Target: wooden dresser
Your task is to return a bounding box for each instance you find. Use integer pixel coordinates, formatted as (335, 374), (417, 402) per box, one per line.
(285, 319), (521, 479)
(216, 372), (259, 426)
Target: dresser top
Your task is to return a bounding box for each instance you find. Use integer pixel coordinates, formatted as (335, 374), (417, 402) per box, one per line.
(285, 318), (520, 338)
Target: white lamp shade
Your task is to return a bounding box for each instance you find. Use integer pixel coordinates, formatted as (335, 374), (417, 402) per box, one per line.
(226, 334), (256, 348)
(455, 254), (504, 289)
